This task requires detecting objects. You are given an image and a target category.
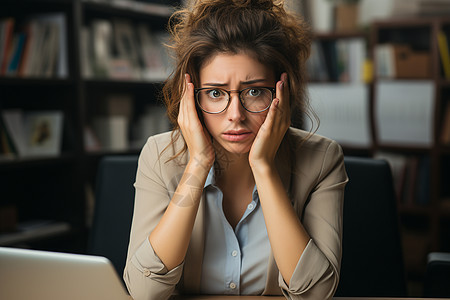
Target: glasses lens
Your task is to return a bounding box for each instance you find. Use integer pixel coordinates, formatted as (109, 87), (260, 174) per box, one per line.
(241, 88), (273, 112)
(197, 88), (229, 113)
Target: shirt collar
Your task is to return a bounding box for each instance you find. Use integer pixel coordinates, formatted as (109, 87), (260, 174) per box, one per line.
(203, 164), (259, 204)
(204, 165), (216, 188)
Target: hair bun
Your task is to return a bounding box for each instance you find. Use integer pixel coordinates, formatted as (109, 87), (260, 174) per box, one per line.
(189, 0), (284, 11)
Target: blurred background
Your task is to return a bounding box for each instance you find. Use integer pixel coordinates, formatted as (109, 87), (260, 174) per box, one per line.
(0, 0), (449, 297)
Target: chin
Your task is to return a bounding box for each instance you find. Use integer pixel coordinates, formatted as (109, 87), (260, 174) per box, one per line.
(215, 141), (252, 157)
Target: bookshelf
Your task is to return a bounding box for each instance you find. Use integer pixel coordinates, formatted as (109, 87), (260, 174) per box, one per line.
(370, 17), (450, 284)
(308, 18), (450, 293)
(0, 0), (173, 251)
(306, 31), (373, 157)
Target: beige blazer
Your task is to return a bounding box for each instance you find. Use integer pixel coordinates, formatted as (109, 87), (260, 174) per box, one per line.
(123, 127), (348, 300)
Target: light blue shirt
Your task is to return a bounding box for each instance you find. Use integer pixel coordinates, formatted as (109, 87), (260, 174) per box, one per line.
(199, 167), (271, 295)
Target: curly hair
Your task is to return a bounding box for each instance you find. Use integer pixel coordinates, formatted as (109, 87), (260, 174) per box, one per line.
(161, 0), (313, 159)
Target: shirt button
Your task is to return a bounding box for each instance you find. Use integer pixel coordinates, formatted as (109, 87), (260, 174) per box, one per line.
(231, 250), (238, 257)
(247, 203), (254, 210)
(229, 282), (237, 289)
(143, 268), (151, 277)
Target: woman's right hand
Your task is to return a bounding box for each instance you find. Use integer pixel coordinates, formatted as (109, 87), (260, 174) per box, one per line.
(178, 74), (215, 171)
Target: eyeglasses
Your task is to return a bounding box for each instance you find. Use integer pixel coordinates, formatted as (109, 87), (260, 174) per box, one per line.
(194, 87), (275, 114)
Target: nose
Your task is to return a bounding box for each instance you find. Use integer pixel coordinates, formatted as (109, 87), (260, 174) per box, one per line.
(226, 92), (246, 121)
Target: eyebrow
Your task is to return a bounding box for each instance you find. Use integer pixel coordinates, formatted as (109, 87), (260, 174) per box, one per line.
(203, 78), (268, 87)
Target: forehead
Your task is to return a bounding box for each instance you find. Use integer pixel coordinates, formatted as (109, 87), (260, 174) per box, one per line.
(199, 53), (275, 83)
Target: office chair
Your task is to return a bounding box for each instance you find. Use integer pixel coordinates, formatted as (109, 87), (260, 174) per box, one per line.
(423, 252), (450, 297)
(335, 156), (407, 297)
(88, 155), (139, 278)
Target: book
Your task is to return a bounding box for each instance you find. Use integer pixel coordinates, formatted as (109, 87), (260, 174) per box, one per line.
(35, 13), (68, 78)
(415, 155), (431, 205)
(0, 113), (18, 157)
(0, 18), (14, 75)
(131, 105), (170, 148)
(24, 111), (64, 157)
(91, 19), (113, 78)
(27, 20), (47, 77)
(402, 156), (420, 205)
(113, 19), (141, 79)
(437, 30), (450, 80)
(39, 22), (60, 77)
(391, 0), (450, 16)
(375, 44), (396, 78)
(1, 14), (68, 78)
(1, 110), (27, 156)
(138, 24), (171, 81)
(441, 101), (450, 145)
(6, 33), (26, 76)
(306, 41), (329, 82)
(80, 26), (93, 78)
(93, 116), (128, 151)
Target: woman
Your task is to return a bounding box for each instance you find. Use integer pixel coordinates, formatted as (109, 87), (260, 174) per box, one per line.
(123, 0), (348, 299)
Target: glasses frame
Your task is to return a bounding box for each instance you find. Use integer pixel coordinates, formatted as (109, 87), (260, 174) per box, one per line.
(194, 86), (276, 114)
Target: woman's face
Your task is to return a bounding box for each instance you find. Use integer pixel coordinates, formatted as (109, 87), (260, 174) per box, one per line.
(198, 53), (276, 155)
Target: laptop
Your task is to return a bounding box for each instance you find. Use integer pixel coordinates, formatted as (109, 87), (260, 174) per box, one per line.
(0, 246), (130, 300)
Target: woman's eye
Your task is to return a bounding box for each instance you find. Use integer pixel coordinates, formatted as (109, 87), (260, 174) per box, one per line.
(248, 88), (262, 97)
(208, 89), (223, 98)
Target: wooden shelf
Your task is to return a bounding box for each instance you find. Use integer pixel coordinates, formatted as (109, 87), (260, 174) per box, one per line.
(0, 0), (173, 253)
(84, 78), (163, 89)
(0, 77), (74, 86)
(369, 17), (450, 283)
(398, 204), (433, 216)
(82, 0), (173, 21)
(376, 145), (432, 154)
(0, 220), (71, 246)
(0, 153), (77, 169)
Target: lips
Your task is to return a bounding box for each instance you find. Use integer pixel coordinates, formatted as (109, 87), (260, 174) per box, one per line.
(222, 129), (253, 142)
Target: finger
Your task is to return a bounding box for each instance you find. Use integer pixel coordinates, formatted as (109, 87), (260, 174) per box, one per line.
(180, 74), (195, 121)
(276, 72), (288, 102)
(275, 73), (290, 117)
(185, 77), (197, 121)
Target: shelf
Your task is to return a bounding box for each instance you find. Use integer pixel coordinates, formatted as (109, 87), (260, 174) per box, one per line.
(439, 199), (450, 216)
(439, 145), (450, 154)
(82, 0), (174, 20)
(0, 77), (74, 86)
(314, 31), (366, 40)
(0, 220), (71, 246)
(439, 79), (450, 87)
(84, 78), (163, 89)
(374, 17), (450, 28)
(0, 153), (78, 169)
(341, 146), (373, 157)
(85, 147), (141, 158)
(398, 204), (433, 216)
(376, 145), (432, 154)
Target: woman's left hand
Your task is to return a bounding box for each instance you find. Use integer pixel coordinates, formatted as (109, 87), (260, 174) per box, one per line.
(249, 72), (291, 170)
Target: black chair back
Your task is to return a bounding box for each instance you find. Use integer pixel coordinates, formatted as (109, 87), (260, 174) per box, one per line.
(88, 155), (138, 278)
(335, 156), (407, 297)
(424, 252), (450, 297)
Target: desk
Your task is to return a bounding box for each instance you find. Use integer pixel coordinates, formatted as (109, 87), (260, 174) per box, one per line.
(170, 297), (447, 300)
